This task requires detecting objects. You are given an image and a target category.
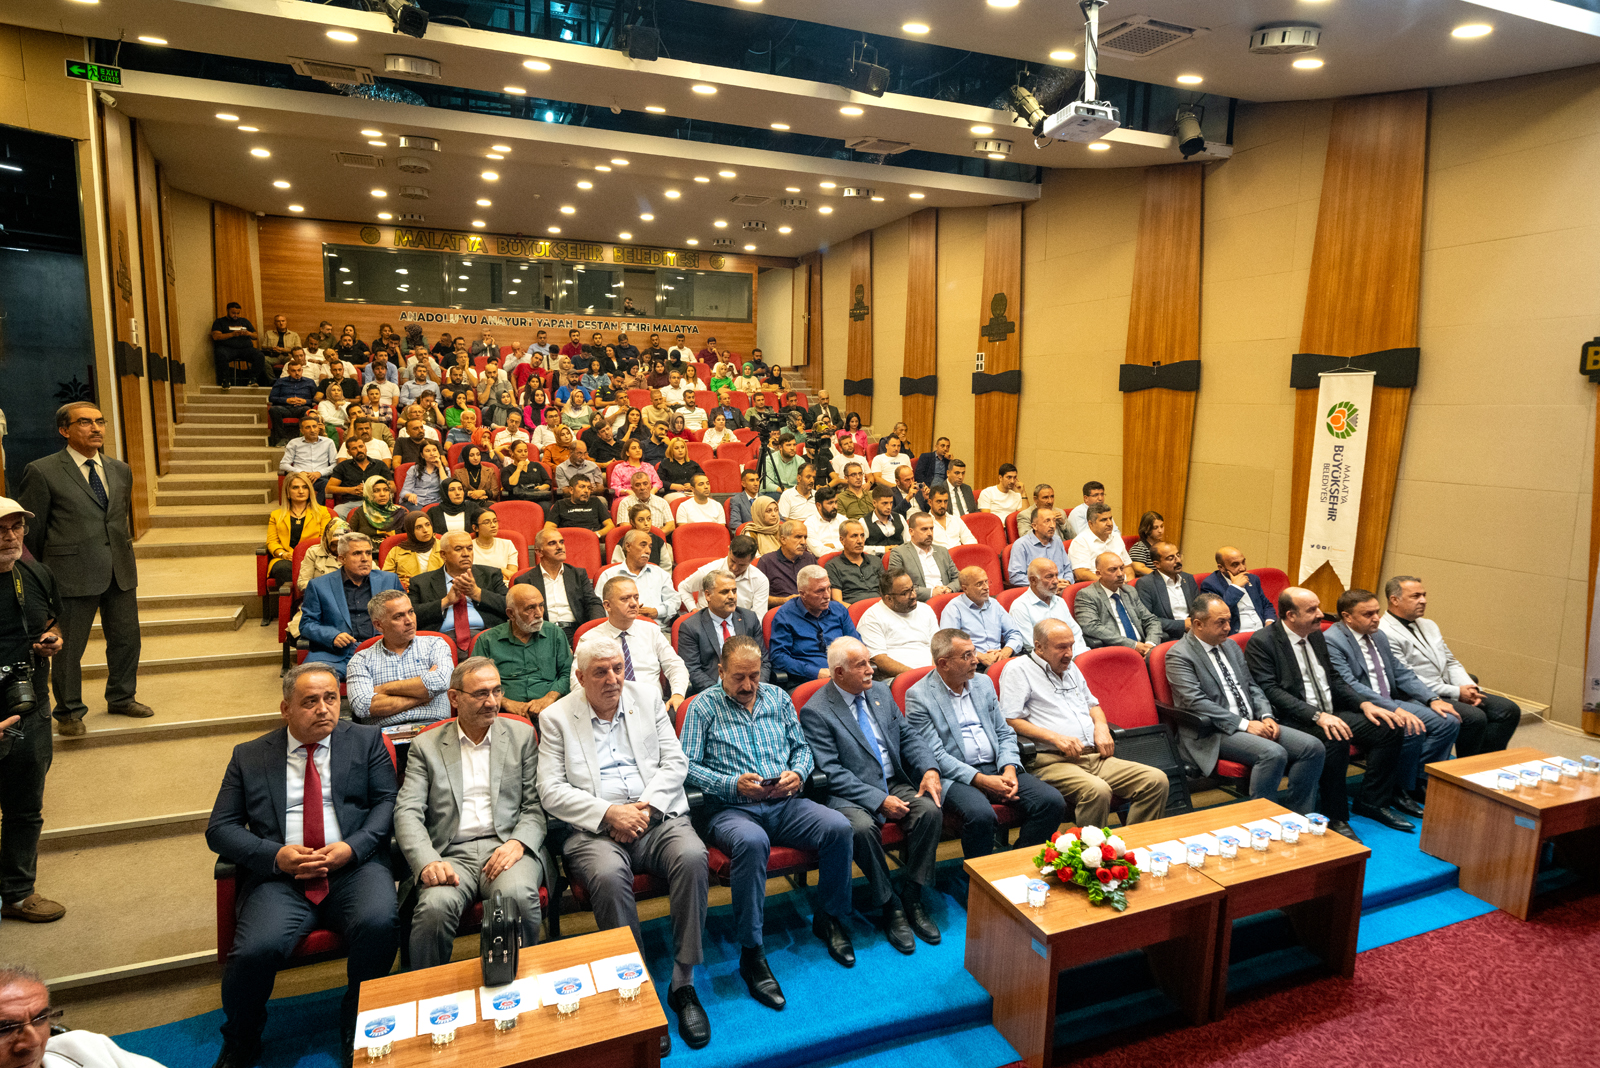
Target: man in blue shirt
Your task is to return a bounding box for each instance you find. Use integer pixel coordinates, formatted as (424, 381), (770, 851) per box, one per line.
(943, 566), (1024, 665)
(1007, 507), (1072, 588)
(768, 566), (860, 685)
(267, 361), (317, 446)
(680, 635), (855, 1012)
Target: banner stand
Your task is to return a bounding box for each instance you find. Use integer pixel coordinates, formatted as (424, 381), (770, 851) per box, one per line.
(1297, 369), (1376, 587)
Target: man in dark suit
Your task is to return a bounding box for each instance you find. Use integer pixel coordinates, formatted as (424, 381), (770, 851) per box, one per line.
(411, 531), (509, 655)
(514, 528), (604, 644)
(1198, 546), (1277, 634)
(677, 570), (766, 694)
(911, 436), (952, 490)
(1246, 588), (1409, 837)
(205, 664), (398, 1068)
(807, 389), (841, 433)
(18, 403), (147, 736)
(710, 390), (747, 430)
(800, 636), (942, 954)
(1135, 541), (1198, 641)
(300, 533), (403, 679)
(1074, 553), (1163, 654)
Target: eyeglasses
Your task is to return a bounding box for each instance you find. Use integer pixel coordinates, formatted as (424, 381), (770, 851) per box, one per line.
(71, 418), (107, 429)
(0, 1008), (63, 1039)
(455, 686), (505, 701)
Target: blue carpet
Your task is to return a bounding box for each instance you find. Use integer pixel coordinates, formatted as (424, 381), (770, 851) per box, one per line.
(118, 801), (1508, 1068)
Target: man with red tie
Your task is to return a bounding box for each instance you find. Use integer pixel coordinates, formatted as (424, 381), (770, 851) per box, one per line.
(411, 530), (510, 655)
(205, 664), (398, 1068)
(677, 570), (768, 695)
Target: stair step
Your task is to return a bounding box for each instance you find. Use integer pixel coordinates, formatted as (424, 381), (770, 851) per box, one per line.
(174, 425), (268, 439)
(137, 555), (259, 597)
(82, 623), (281, 676)
(158, 470), (279, 485)
(168, 445), (281, 458)
(147, 504), (275, 529)
(176, 409), (264, 424)
(155, 488), (274, 507)
(139, 588), (259, 614)
(133, 527), (262, 559)
(165, 460), (272, 474)
(93, 604), (245, 637)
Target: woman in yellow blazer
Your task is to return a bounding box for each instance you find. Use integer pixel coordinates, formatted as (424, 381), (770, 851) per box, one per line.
(383, 509), (443, 592)
(266, 471), (331, 585)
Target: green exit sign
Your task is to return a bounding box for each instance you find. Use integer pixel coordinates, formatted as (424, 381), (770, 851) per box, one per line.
(65, 60), (122, 85)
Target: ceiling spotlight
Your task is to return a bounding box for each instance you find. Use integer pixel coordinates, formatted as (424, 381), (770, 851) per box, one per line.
(1006, 85), (1047, 133)
(523, 59), (552, 71)
(380, 0), (429, 39)
(326, 30), (358, 43)
(713, 220), (728, 228)
(486, 153), (504, 160)
(611, 158), (630, 166)
(367, 140), (388, 147)
(476, 198), (491, 206)
(491, 144), (511, 152)
(743, 243), (756, 251)
(619, 232), (633, 240)
(1292, 58), (1324, 69)
(249, 148), (270, 158)
(692, 84), (717, 94)
(818, 206), (834, 214)
(360, 129), (382, 137)
(843, 40), (890, 97)
(694, 176), (710, 183)
(909, 192), (925, 199)
(646, 106), (666, 113)
(1452, 24), (1492, 38)
(820, 182), (837, 189)
(371, 189), (387, 197)
(288, 204), (304, 212)
(1048, 49), (1076, 62)
(778, 226), (792, 233)
(718, 170), (736, 178)
(377, 212), (393, 219)
(770, 123), (790, 130)
(640, 213), (654, 221)
(504, 86), (526, 95)
(481, 170), (499, 180)
(273, 180), (291, 188)
(216, 113), (239, 121)
(547, 226), (561, 233)
(970, 125), (994, 135)
(137, 35), (168, 46)
(785, 186), (801, 193)
(988, 0), (1019, 6)
(471, 220), (486, 227)
(560, 205), (576, 214)
(596, 165), (612, 172)
(238, 125), (259, 132)
(577, 180), (593, 189)
(840, 106), (864, 116)
(870, 196), (884, 202)
(1175, 104), (1205, 158)
(1176, 74), (1203, 85)
(665, 189), (681, 198)
(686, 238), (699, 245)
(902, 23), (929, 35)
(1087, 142), (1110, 151)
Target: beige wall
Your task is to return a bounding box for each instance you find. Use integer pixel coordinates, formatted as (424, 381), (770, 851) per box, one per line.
(934, 207), (987, 465)
(755, 267), (794, 365)
(820, 241), (851, 417)
(167, 188), (217, 387)
(868, 217), (910, 442)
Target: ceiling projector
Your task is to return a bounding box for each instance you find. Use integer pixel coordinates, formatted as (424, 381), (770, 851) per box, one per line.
(1040, 100), (1121, 143)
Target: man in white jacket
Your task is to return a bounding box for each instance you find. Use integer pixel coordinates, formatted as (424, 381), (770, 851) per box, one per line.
(0, 964), (168, 1068)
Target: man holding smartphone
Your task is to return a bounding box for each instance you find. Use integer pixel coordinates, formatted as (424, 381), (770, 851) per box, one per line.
(0, 498), (67, 925)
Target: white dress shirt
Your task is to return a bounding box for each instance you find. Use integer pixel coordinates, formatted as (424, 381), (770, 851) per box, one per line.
(1067, 529), (1131, 575)
(284, 732), (343, 848)
(1293, 633), (1334, 712)
(928, 513), (976, 552)
(539, 564), (574, 623)
(453, 722), (496, 842)
(807, 512), (846, 556)
(1234, 588), (1264, 633)
(1006, 591), (1090, 657)
(597, 561), (679, 618)
(676, 497), (726, 526)
(997, 655), (1099, 750)
(592, 707), (645, 804)
(1161, 572), (1190, 619)
(66, 444), (106, 490)
(778, 487), (819, 527)
(857, 601), (937, 669)
(575, 619), (690, 695)
(976, 485), (1021, 521)
(676, 558), (770, 612)
(945, 679), (996, 766)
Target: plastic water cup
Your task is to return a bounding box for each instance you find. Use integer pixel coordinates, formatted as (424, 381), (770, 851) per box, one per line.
(1251, 829), (1271, 853)
(1282, 822), (1301, 844)
(365, 1042), (392, 1060)
(1218, 835), (1239, 859)
(1186, 843), (1206, 869)
(494, 1017), (517, 1032)
(557, 997), (580, 1017)
(618, 981), (642, 1002)
(430, 1030), (455, 1046)
(1150, 852), (1170, 877)
(1583, 755), (1600, 774)
(1026, 879), (1049, 908)
(1307, 814), (1329, 836)
(1497, 771), (1517, 792)
(1560, 759), (1581, 779)
(1519, 768), (1540, 789)
(1541, 763), (1562, 784)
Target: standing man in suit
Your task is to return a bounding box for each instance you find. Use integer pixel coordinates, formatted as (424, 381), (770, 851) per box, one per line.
(1135, 541), (1197, 641)
(886, 513), (959, 601)
(1198, 547), (1277, 634)
(19, 403), (147, 736)
(394, 657), (546, 969)
(412, 531), (509, 656)
(807, 389), (841, 432)
(1325, 588), (1461, 811)
(1165, 593), (1324, 812)
(541, 637), (711, 1052)
(1074, 553), (1162, 654)
(1247, 589), (1410, 836)
(1380, 575), (1519, 757)
(907, 629), (1065, 858)
(514, 528), (604, 645)
(678, 571), (766, 695)
(800, 636), (942, 953)
(298, 533), (403, 679)
(205, 664), (398, 1068)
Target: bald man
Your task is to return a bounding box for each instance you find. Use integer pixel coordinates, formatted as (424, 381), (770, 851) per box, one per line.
(1198, 546), (1276, 635)
(1073, 552), (1162, 655)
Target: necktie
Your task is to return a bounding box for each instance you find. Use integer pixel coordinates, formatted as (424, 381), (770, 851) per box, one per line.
(84, 460), (108, 508)
(1211, 646), (1250, 720)
(854, 693), (889, 785)
(619, 631), (636, 681)
(1112, 592), (1138, 641)
(1298, 639), (1329, 713)
(719, 617), (732, 645)
(452, 586), (472, 653)
(1363, 635), (1391, 699)
(300, 743), (329, 905)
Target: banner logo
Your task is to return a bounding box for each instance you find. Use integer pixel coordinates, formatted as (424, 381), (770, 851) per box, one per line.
(1324, 401), (1358, 439)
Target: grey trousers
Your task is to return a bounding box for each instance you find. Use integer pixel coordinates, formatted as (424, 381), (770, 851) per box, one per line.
(1217, 723), (1326, 813)
(409, 837), (543, 969)
(835, 781), (941, 909)
(53, 583), (140, 719)
(562, 815), (707, 967)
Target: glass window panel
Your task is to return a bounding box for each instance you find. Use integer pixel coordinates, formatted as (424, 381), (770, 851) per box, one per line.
(554, 263), (622, 315)
(657, 269), (751, 322)
(324, 247), (446, 305)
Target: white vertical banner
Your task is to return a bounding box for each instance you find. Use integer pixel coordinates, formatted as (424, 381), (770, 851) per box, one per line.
(1583, 557), (1600, 718)
(1298, 370), (1376, 585)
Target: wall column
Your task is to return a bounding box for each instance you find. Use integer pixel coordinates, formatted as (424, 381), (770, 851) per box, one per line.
(844, 232), (873, 426)
(900, 209), (938, 452)
(972, 204), (1022, 489)
(132, 124), (172, 474)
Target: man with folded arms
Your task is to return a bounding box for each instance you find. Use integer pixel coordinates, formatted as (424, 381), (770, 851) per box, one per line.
(472, 584), (571, 718)
(1074, 552), (1162, 655)
(345, 590), (452, 727)
(800, 637), (943, 955)
(943, 566), (1023, 666)
(680, 636), (856, 1010)
(908, 629), (1065, 858)
(539, 638), (711, 1053)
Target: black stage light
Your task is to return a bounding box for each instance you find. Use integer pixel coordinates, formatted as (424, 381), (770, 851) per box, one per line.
(617, 21), (661, 61)
(382, 0), (430, 38)
(1175, 105), (1205, 158)
(1007, 85), (1047, 133)
(843, 40), (890, 97)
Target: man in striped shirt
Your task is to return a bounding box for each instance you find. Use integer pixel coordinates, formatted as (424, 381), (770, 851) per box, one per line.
(345, 590), (453, 727)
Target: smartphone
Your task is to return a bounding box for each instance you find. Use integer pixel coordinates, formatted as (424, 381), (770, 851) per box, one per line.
(759, 776), (782, 788)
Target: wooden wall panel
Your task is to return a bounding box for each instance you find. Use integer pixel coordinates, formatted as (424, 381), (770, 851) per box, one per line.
(972, 204), (1022, 488)
(157, 166), (186, 418)
(212, 202), (257, 324)
(1122, 164), (1203, 545)
(845, 232), (874, 425)
(98, 107), (151, 536)
(132, 125), (171, 474)
(1288, 90), (1429, 607)
(901, 209), (939, 453)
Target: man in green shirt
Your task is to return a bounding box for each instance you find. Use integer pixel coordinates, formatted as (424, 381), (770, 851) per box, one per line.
(834, 460), (873, 521)
(471, 585), (571, 717)
(760, 432), (802, 494)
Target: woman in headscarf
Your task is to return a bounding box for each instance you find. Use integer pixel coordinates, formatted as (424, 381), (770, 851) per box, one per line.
(425, 477), (481, 536)
(383, 510), (442, 592)
(742, 495), (782, 555)
(350, 475), (405, 539)
(665, 412), (691, 441)
(521, 383), (550, 430)
(709, 359), (734, 391)
(561, 388), (593, 431)
(287, 517), (350, 638)
(733, 362), (761, 393)
(316, 383), (348, 434)
(453, 442), (501, 502)
(544, 423), (575, 468)
(265, 471), (331, 587)
(401, 440), (450, 507)
(482, 384), (520, 428)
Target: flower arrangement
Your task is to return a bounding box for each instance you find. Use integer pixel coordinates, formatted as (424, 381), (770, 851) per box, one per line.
(1033, 825), (1142, 912)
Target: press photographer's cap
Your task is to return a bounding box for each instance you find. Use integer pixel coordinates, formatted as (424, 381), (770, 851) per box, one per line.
(0, 498), (34, 522)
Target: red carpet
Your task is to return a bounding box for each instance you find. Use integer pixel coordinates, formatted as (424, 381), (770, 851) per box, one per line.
(1008, 886), (1600, 1068)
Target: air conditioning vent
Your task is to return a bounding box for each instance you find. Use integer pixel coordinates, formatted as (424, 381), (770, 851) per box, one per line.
(397, 135), (440, 152)
(385, 54), (442, 80)
(1097, 15), (1208, 59)
(397, 186), (430, 200)
(1249, 24), (1321, 55)
(290, 57), (375, 85)
(780, 198), (808, 211)
(742, 220), (768, 232)
(398, 212), (425, 223)
(840, 187), (875, 199)
(845, 136), (913, 155)
(395, 156), (432, 174)
(729, 194), (772, 207)
(334, 152), (384, 169)
(710, 237), (736, 248)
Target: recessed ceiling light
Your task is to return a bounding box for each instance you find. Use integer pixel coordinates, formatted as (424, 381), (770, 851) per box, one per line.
(902, 23), (929, 35)
(1452, 24), (1492, 38)
(970, 125), (994, 135)
(870, 196), (885, 202)
(840, 106), (864, 116)
(692, 84), (717, 95)
(476, 198), (491, 206)
(326, 30), (358, 42)
(547, 226), (561, 233)
(367, 140), (387, 147)
(287, 204), (303, 212)
(909, 192), (925, 199)
(370, 189), (387, 197)
(138, 35), (167, 46)
(694, 176), (710, 183)
(1087, 143), (1110, 151)
(645, 106), (666, 113)
(785, 186), (801, 193)
(560, 205), (576, 214)
(640, 213), (654, 221)
(1049, 49), (1076, 62)
(718, 170), (736, 178)
(665, 189), (681, 198)
(249, 148), (270, 158)
(770, 123), (790, 130)
(237, 125), (258, 133)
(986, 153), (1007, 160)
(820, 182), (837, 189)
(713, 220), (728, 228)
(818, 206), (834, 214)
(743, 244), (756, 251)
(486, 153), (504, 160)
(360, 129), (382, 137)
(619, 232), (633, 240)
(491, 145), (511, 152)
(987, 0), (1018, 7)
(216, 113), (239, 121)
(482, 171), (499, 180)
(576, 180), (593, 190)
(523, 59), (552, 71)
(595, 165), (612, 172)
(504, 86), (526, 95)
(1176, 74), (1203, 85)
(686, 238), (699, 245)
(377, 212), (392, 220)
(778, 226), (792, 234)
(471, 220), (486, 228)
(273, 180), (290, 189)
(611, 158), (630, 166)
(1292, 58), (1323, 69)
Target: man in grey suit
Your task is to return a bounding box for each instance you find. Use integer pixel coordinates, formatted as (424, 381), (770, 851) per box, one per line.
(18, 403), (148, 735)
(1074, 553), (1162, 654)
(800, 637), (943, 955)
(393, 657), (546, 969)
(886, 512), (959, 601)
(1135, 541), (1198, 641)
(1164, 592), (1325, 812)
(538, 636), (711, 1052)
(677, 570), (767, 695)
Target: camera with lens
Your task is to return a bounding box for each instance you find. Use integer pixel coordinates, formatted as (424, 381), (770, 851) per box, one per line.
(0, 659), (38, 715)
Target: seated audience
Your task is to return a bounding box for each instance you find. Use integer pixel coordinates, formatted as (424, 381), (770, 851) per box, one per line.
(870, 436), (907, 487)
(599, 529), (678, 621)
(1016, 483), (1070, 543)
(300, 533), (401, 678)
(315, 383), (348, 432)
(1001, 619), (1170, 825)
(1007, 507), (1071, 588)
(610, 439), (661, 498)
(657, 437), (704, 500)
(549, 475), (613, 535)
(677, 538), (768, 613)
(0, 964), (175, 1066)
(399, 364), (433, 408)
(826, 520), (884, 606)
(755, 519), (819, 606)
(552, 441), (600, 499)
(411, 530), (511, 655)
(886, 513), (959, 601)
(261, 315), (301, 368)
(424, 478), (481, 538)
(1007, 559), (1089, 657)
(349, 476), (404, 540)
(470, 507), (519, 582)
(514, 528), (604, 643)
(205, 664), (397, 1066)
(778, 463), (820, 527)
(890, 466), (919, 518)
(924, 484), (976, 552)
(911, 437), (952, 491)
(856, 569), (938, 676)
(266, 361), (316, 445)
(760, 434), (802, 494)
(543, 424), (576, 469)
(703, 411), (738, 450)
(490, 410), (531, 461)
(383, 511), (443, 592)
(727, 471), (763, 531)
(265, 472), (330, 587)
(345, 590), (452, 727)
(1134, 541), (1197, 641)
(769, 566), (859, 684)
(400, 442), (450, 509)
(1198, 546), (1277, 634)
(611, 504), (673, 569)
(277, 416), (337, 494)
(863, 485), (906, 555)
(837, 412), (868, 455)
(453, 443), (501, 503)
(675, 474), (726, 526)
(940, 460), (978, 519)
(678, 569), (768, 695)
(612, 471), (674, 532)
(906, 630), (1066, 858)
(1064, 481), (1117, 539)
(394, 658), (545, 969)
(444, 407), (483, 446)
(831, 438), (866, 485)
(1067, 503), (1129, 583)
(502, 441), (555, 503)
(395, 418), (434, 466)
(572, 576), (689, 708)
(287, 519), (350, 639)
(742, 495), (782, 556)
(1074, 552), (1162, 654)
(806, 486), (845, 556)
(943, 566), (1023, 665)
(472, 585), (571, 717)
(1128, 510), (1164, 577)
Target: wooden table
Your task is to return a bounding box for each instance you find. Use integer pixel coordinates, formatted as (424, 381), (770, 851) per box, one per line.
(1420, 747), (1600, 919)
(1114, 799), (1369, 1020)
(963, 837), (1223, 1068)
(356, 927), (666, 1068)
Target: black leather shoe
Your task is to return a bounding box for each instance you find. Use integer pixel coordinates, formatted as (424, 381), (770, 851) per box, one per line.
(211, 1041), (261, 1068)
(738, 950), (786, 1010)
(1353, 802), (1415, 832)
(660, 1034), (671, 1057)
(1392, 796), (1425, 819)
(904, 899), (941, 945)
(812, 911), (856, 967)
(880, 903), (915, 955)
(1327, 820), (1363, 844)
(668, 985), (711, 1049)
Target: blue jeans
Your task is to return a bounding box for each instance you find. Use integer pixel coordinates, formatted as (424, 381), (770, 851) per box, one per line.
(706, 798), (852, 949)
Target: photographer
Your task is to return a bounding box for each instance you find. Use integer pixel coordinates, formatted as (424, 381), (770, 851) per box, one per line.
(0, 499), (66, 926)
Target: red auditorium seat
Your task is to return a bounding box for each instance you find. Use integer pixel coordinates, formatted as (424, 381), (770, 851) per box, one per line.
(558, 527), (604, 583)
(492, 500), (545, 543)
(673, 522), (730, 562)
(1251, 567), (1290, 606)
(1063, 581), (1092, 615)
(962, 512), (1006, 555)
(949, 544), (1002, 593)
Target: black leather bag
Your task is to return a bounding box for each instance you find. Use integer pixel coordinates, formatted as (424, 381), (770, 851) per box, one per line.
(480, 890), (520, 986)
